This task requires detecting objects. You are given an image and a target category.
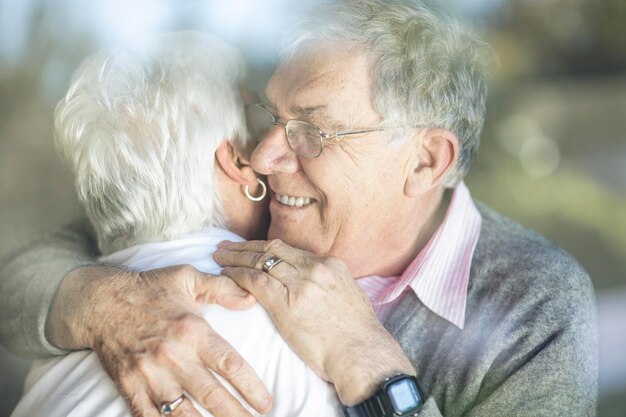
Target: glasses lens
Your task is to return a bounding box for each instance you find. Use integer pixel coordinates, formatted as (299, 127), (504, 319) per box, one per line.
(286, 121), (323, 158)
(246, 105), (275, 142)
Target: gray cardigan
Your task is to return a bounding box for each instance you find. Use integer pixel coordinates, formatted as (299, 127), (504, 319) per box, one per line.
(0, 203), (598, 416)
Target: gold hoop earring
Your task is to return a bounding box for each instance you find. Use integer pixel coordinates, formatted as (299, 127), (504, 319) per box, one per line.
(243, 178), (267, 202)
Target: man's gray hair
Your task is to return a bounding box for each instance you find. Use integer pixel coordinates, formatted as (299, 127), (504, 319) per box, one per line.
(55, 31), (248, 254)
(283, 0), (495, 186)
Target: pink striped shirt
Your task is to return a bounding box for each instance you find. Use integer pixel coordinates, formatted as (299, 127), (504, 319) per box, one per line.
(356, 182), (482, 329)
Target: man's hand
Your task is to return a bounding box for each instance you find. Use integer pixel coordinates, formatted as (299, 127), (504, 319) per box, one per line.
(214, 240), (415, 406)
(46, 265), (273, 417)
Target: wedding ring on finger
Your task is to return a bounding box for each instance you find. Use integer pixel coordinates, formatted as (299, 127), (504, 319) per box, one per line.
(261, 256), (283, 273)
(160, 394), (185, 415)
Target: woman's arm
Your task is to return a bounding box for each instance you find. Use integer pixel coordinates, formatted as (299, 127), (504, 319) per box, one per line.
(214, 239), (417, 406)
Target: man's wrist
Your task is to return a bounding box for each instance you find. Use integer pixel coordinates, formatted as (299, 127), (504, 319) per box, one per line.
(341, 374), (425, 417)
(333, 364), (416, 406)
(45, 265), (128, 350)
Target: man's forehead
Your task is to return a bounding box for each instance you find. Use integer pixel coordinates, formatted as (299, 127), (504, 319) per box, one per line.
(266, 65), (340, 104)
(265, 47), (369, 111)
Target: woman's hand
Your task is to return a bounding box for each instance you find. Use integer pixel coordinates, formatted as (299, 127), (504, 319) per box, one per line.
(47, 264), (273, 417)
(213, 239), (415, 405)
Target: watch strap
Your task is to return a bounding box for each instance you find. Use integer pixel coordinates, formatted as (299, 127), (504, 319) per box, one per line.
(340, 374), (424, 417)
(341, 391), (391, 417)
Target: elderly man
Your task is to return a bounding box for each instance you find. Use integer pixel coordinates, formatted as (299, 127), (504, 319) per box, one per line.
(1, 1), (597, 417)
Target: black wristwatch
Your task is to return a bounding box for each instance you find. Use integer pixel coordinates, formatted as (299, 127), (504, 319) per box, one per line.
(341, 374), (425, 417)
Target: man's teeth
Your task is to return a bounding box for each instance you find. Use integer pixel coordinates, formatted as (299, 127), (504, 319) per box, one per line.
(276, 194), (313, 207)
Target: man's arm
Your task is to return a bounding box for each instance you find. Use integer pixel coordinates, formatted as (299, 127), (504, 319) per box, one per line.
(0, 220), (273, 417)
(0, 218), (97, 357)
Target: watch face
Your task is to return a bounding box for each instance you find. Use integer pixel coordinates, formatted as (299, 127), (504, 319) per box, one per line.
(387, 378), (421, 414)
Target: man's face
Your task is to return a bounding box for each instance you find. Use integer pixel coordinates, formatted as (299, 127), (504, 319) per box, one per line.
(251, 45), (418, 275)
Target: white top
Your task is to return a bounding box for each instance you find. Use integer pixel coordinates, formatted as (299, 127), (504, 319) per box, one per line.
(12, 228), (340, 417)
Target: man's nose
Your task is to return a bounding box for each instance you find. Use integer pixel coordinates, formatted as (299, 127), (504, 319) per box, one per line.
(251, 125), (300, 175)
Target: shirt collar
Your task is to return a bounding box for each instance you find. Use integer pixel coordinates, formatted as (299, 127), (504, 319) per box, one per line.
(375, 182), (482, 329)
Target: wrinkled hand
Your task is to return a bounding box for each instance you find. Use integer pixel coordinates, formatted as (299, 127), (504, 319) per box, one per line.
(213, 240), (415, 405)
(47, 265), (273, 417)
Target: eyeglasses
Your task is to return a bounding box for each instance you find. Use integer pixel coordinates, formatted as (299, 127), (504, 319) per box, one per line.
(245, 103), (407, 158)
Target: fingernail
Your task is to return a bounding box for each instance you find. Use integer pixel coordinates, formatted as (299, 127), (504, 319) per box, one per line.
(218, 240), (232, 247)
(260, 396), (273, 413)
(214, 248), (224, 256)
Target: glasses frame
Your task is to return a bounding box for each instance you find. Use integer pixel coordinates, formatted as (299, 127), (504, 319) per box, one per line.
(248, 103), (409, 158)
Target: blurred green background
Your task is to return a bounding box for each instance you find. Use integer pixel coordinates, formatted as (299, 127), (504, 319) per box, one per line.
(1, 0), (625, 416)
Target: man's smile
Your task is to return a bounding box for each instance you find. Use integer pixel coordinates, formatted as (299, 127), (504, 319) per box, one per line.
(274, 193), (316, 207)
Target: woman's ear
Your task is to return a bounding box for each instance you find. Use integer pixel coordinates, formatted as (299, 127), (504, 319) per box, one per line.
(404, 128), (459, 197)
(215, 141), (257, 187)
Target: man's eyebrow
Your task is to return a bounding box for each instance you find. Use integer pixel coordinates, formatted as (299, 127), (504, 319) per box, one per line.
(291, 105), (326, 116)
(291, 105), (347, 130)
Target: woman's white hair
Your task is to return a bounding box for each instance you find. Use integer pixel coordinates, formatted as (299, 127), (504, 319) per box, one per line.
(55, 31), (249, 254)
(283, 0), (495, 187)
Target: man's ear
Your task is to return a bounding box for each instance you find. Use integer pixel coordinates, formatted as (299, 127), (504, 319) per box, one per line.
(215, 141), (257, 187)
(404, 128), (459, 197)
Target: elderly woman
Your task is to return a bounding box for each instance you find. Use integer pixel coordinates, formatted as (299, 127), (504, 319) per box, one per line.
(11, 32), (340, 417)
(2, 1), (597, 417)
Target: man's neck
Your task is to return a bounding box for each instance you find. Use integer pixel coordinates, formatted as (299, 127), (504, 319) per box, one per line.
(348, 188), (451, 278)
